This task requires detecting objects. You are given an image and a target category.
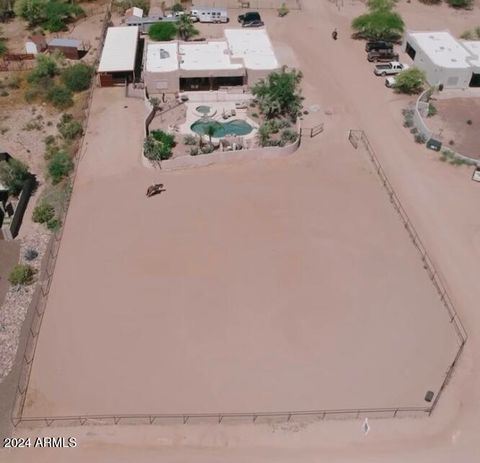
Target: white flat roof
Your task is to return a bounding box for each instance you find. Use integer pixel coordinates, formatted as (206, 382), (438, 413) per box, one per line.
(462, 41), (480, 67)
(98, 26), (139, 73)
(146, 42), (178, 72)
(407, 31), (471, 69)
(224, 28), (278, 70)
(179, 41), (242, 71)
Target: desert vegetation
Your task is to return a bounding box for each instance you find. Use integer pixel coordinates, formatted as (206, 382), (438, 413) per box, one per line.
(144, 129), (176, 160)
(393, 67), (426, 94)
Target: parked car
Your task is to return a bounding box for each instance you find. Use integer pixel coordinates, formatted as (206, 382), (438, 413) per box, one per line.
(367, 49), (399, 62)
(242, 19), (264, 27)
(385, 76), (396, 88)
(374, 61), (409, 76)
(238, 11), (261, 25)
(365, 40), (393, 52)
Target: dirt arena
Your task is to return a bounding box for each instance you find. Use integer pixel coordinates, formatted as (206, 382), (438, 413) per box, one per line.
(20, 84), (459, 417)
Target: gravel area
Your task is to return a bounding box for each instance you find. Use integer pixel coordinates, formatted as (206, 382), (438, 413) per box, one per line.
(0, 228), (51, 383)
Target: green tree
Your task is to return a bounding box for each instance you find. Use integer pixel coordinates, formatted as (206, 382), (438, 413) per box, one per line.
(148, 21), (177, 41)
(351, 9), (404, 40)
(61, 63), (94, 92)
(0, 158), (30, 196)
(57, 113), (83, 139)
(27, 54), (59, 83)
(252, 67), (303, 120)
(47, 150), (73, 183)
(171, 2), (183, 12)
(205, 124), (216, 144)
(176, 14), (199, 41)
(393, 67), (426, 94)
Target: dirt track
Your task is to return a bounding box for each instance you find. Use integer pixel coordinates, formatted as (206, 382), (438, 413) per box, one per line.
(3, 0), (480, 461)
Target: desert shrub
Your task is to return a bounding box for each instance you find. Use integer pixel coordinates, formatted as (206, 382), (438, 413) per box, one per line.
(33, 202), (55, 223)
(47, 150), (73, 183)
(278, 2), (289, 16)
(410, 127), (418, 134)
(9, 264), (36, 286)
(264, 119), (281, 134)
(418, 0), (441, 3)
(0, 40), (6, 57)
(257, 124), (271, 147)
(27, 54), (59, 84)
(7, 75), (21, 89)
(176, 14), (199, 41)
(351, 9), (404, 40)
(144, 130), (175, 160)
(46, 85), (73, 109)
(57, 113), (83, 140)
(190, 146), (199, 156)
(460, 30), (474, 40)
(148, 22), (177, 41)
(183, 134), (197, 145)
(414, 133), (427, 144)
(61, 63), (94, 92)
(200, 143), (214, 154)
(427, 103), (437, 117)
(171, 2), (183, 12)
(394, 67), (426, 94)
(446, 0), (473, 8)
(0, 158), (30, 196)
(15, 0), (85, 31)
(281, 129), (298, 144)
(467, 119), (473, 125)
(46, 217), (61, 230)
(402, 108), (414, 128)
(0, 90), (8, 97)
(24, 248), (39, 261)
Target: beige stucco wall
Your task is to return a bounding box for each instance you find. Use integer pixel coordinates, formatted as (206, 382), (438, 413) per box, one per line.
(144, 69), (180, 94)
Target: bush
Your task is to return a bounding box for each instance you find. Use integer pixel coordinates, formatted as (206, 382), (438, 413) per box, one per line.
(8, 264), (36, 286)
(190, 146), (199, 156)
(351, 9), (404, 40)
(46, 85), (73, 109)
(281, 129), (298, 144)
(200, 143), (214, 154)
(57, 113), (83, 140)
(24, 248), (39, 261)
(418, 0), (441, 3)
(394, 67), (426, 94)
(0, 158), (30, 196)
(61, 63), (94, 92)
(460, 30), (474, 40)
(47, 150), (73, 183)
(148, 22), (177, 41)
(414, 133), (427, 144)
(15, 0), (85, 31)
(446, 0), (473, 8)
(27, 54), (59, 84)
(171, 2), (184, 12)
(33, 202), (55, 223)
(427, 103), (437, 117)
(47, 217), (61, 231)
(144, 130), (175, 160)
(183, 134), (197, 145)
(278, 2), (289, 16)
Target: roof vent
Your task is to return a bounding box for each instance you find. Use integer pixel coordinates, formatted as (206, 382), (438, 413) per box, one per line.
(159, 49), (170, 59)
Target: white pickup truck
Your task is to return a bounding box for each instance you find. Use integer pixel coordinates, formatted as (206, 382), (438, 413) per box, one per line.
(374, 61), (409, 76)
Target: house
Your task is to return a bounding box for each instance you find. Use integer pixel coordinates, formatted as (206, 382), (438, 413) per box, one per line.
(47, 38), (83, 59)
(404, 31), (480, 89)
(144, 28), (279, 94)
(98, 26), (140, 86)
(125, 6), (144, 18)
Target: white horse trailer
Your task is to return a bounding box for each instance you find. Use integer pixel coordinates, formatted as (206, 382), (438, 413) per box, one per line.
(190, 7), (228, 23)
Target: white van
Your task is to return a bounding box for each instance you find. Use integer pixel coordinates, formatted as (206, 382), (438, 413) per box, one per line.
(190, 7), (228, 23)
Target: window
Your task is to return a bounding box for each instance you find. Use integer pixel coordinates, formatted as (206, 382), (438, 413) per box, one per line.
(405, 42), (416, 61)
(469, 73), (480, 88)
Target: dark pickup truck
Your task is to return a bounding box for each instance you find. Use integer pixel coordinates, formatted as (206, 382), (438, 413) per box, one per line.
(365, 41), (393, 52)
(367, 49), (399, 62)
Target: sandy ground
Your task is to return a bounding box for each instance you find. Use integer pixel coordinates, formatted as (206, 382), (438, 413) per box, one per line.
(427, 98), (480, 159)
(3, 0), (480, 461)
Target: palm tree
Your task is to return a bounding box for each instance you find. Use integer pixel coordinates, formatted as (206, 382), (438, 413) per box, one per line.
(177, 14), (199, 41)
(205, 123), (216, 144)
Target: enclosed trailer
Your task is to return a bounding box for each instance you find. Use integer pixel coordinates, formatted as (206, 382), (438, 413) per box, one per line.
(190, 7), (228, 23)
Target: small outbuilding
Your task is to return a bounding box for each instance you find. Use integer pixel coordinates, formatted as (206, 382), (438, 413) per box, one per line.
(25, 35), (48, 55)
(404, 31), (480, 89)
(97, 26), (140, 86)
(47, 37), (83, 59)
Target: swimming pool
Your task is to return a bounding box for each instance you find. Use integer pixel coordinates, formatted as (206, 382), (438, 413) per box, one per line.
(191, 119), (254, 138)
(196, 105), (212, 115)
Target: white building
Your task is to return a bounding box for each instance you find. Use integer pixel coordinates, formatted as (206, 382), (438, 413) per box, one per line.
(144, 28), (280, 94)
(404, 31), (480, 89)
(98, 26), (140, 86)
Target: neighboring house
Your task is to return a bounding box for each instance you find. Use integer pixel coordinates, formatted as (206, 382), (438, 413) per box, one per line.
(144, 28), (279, 94)
(125, 6), (143, 18)
(97, 26), (140, 86)
(404, 31), (480, 89)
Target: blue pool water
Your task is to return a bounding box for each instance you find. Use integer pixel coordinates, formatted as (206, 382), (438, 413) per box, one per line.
(190, 119), (253, 137)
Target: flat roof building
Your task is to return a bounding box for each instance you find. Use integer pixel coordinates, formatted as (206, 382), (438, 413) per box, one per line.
(98, 26), (140, 86)
(144, 28), (279, 94)
(404, 31), (480, 89)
